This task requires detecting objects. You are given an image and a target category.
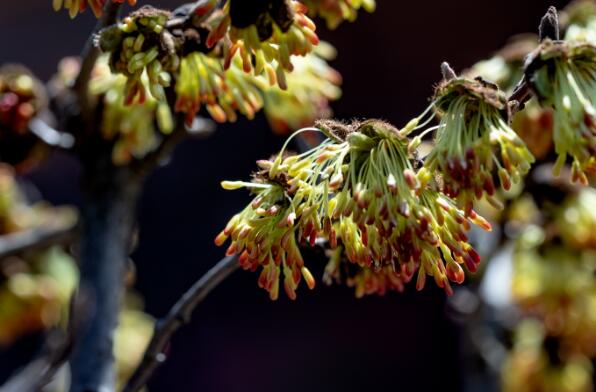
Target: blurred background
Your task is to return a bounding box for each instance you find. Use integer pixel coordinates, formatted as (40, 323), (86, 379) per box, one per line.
(0, 1), (576, 391)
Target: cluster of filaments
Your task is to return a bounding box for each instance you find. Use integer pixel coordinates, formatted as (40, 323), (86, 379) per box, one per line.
(217, 118), (494, 299)
(527, 40), (596, 184)
(89, 1), (345, 135)
(416, 78), (535, 215)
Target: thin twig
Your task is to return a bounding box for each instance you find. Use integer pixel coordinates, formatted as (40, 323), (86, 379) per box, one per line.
(0, 223), (77, 261)
(122, 254), (239, 392)
(507, 6), (560, 115)
(73, 0), (122, 120)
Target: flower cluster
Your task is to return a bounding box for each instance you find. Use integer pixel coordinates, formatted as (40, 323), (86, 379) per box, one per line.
(0, 66), (47, 168)
(209, 0), (319, 86)
(53, 56), (174, 165)
(215, 178), (316, 300)
(175, 53), (264, 124)
(507, 188), (596, 390)
(526, 40), (596, 184)
(419, 77), (534, 215)
(52, 0), (136, 19)
(91, 57), (174, 164)
(261, 42), (342, 134)
(218, 119), (491, 298)
(465, 36), (558, 162)
(503, 320), (594, 392)
(175, 40), (341, 129)
(99, 7), (178, 104)
(300, 0), (376, 29)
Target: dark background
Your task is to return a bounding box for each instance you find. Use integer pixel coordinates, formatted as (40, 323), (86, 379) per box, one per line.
(0, 1), (570, 391)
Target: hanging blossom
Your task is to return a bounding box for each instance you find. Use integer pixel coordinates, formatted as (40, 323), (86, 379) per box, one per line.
(97, 7), (178, 104)
(207, 0), (319, 87)
(215, 171), (317, 300)
(218, 119), (491, 298)
(526, 40), (596, 184)
(175, 40), (341, 129)
(315, 120), (489, 296)
(300, 0), (376, 29)
(52, 56), (174, 165)
(52, 0), (136, 19)
(411, 76), (534, 215)
(175, 53), (264, 124)
(260, 41), (342, 134)
(464, 36), (558, 161)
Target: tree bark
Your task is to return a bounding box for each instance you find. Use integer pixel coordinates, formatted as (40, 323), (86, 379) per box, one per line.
(68, 160), (141, 392)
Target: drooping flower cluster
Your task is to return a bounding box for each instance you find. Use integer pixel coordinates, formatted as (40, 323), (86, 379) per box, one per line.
(260, 42), (342, 134)
(208, 0), (319, 86)
(0, 65), (48, 168)
(215, 176), (316, 300)
(99, 7), (178, 104)
(418, 77), (535, 214)
(52, 0), (136, 19)
(175, 53), (264, 124)
(218, 119), (491, 298)
(175, 40), (341, 127)
(52, 56), (174, 165)
(300, 0), (376, 29)
(526, 40), (596, 184)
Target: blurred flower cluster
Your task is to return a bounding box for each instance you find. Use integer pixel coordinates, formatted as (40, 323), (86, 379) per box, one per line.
(218, 119), (491, 299)
(504, 187), (596, 392)
(99, 7), (178, 104)
(525, 40), (596, 184)
(85, 1), (348, 161)
(300, 0), (375, 29)
(0, 165), (77, 345)
(52, 56), (174, 165)
(0, 66), (48, 169)
(0, 163), (153, 386)
(210, 0), (319, 84)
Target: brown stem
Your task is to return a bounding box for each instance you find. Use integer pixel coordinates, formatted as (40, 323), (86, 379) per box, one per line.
(122, 254), (239, 392)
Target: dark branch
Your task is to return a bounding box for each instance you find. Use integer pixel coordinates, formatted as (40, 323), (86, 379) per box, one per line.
(539, 6), (559, 42)
(122, 254), (239, 392)
(0, 222), (77, 261)
(73, 0), (122, 120)
(508, 6), (560, 115)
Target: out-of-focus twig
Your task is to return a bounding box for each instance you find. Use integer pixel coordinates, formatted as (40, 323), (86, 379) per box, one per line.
(0, 222), (77, 261)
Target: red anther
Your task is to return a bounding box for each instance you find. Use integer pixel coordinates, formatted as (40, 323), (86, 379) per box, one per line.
(416, 269), (426, 291)
(467, 247), (481, 265)
(499, 169), (511, 191)
(309, 231), (317, 247)
(225, 242), (238, 256)
(214, 230), (228, 246)
(462, 254), (477, 273)
(329, 229), (337, 249)
(284, 279), (297, 300)
(446, 262), (465, 284)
